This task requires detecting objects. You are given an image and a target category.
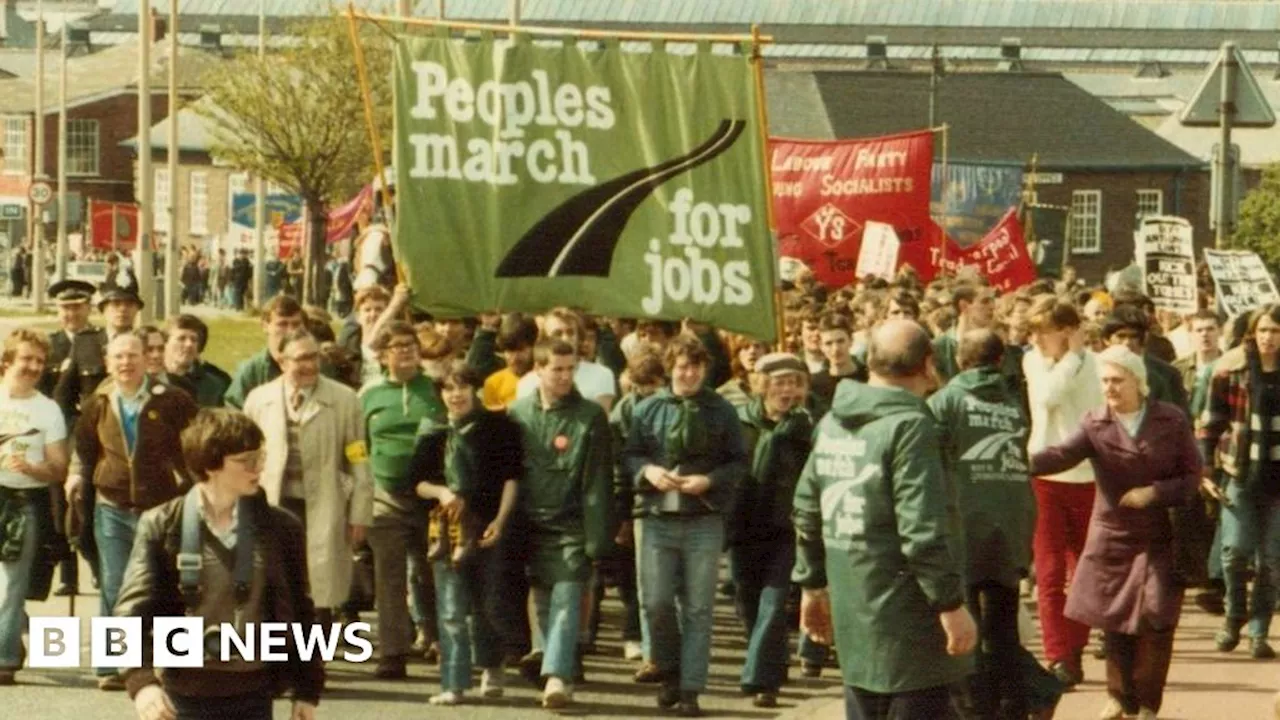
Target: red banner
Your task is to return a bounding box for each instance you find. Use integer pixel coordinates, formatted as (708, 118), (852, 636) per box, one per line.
(771, 130), (936, 287)
(326, 185), (373, 244)
(88, 199), (140, 251)
(933, 208), (1037, 292)
(277, 221), (302, 259)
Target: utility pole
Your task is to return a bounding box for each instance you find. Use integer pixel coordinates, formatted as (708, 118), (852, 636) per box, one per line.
(164, 0), (180, 318)
(509, 0), (520, 25)
(32, 0), (45, 312)
(136, 6), (154, 323)
(55, 0), (67, 283)
(1215, 43), (1237, 249)
(928, 44), (943, 128)
(252, 0), (266, 309)
(436, 0), (445, 17)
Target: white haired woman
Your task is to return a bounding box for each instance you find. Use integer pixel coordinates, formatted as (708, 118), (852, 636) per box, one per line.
(1029, 345), (1201, 720)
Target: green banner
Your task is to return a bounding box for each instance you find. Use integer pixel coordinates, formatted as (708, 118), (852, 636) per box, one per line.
(392, 33), (777, 340)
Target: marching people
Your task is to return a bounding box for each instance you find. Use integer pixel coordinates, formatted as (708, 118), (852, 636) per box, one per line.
(137, 326), (167, 380)
(1023, 296), (1102, 688)
(716, 334), (768, 409)
(928, 329), (1039, 719)
(1101, 306), (1188, 412)
(163, 314), (231, 408)
(793, 319), (976, 719)
(932, 283), (997, 382)
(727, 352), (813, 708)
(242, 329), (372, 628)
(1200, 304), (1280, 660)
(0, 330), (68, 685)
(407, 362), (523, 705)
(55, 285), (142, 417)
(509, 338), (614, 709)
(623, 335), (747, 717)
(480, 314), (538, 410)
(224, 295), (310, 409)
(41, 279), (97, 597)
(1030, 345), (1201, 720)
(515, 309), (617, 412)
(360, 320), (445, 679)
(113, 409), (323, 720)
(810, 313), (867, 405)
(70, 332), (198, 690)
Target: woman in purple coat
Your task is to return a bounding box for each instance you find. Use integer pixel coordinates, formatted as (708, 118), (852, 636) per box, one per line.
(1030, 345), (1200, 720)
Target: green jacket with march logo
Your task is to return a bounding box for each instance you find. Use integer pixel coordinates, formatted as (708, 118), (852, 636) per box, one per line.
(927, 366), (1036, 590)
(510, 388), (614, 584)
(793, 381), (970, 694)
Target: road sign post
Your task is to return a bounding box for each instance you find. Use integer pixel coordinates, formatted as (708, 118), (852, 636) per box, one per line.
(1179, 41), (1277, 249)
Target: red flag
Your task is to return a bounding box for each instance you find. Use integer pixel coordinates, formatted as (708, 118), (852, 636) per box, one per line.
(277, 221), (302, 259)
(936, 208), (1037, 292)
(770, 130), (936, 287)
(89, 199), (139, 251)
(325, 185), (373, 244)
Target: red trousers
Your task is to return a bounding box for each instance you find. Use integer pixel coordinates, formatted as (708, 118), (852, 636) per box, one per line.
(1032, 477), (1096, 663)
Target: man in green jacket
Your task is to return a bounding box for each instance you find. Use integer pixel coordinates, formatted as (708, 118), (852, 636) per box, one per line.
(622, 335), (748, 718)
(509, 338), (614, 710)
(162, 314), (230, 407)
(361, 320), (447, 679)
(223, 295), (307, 409)
(928, 329), (1040, 719)
(795, 319), (976, 719)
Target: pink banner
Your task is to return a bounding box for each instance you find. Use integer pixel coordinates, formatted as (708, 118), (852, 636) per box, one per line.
(926, 208), (1037, 292)
(326, 185), (373, 244)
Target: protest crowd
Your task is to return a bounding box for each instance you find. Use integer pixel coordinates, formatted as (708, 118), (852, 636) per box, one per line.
(0, 241), (1265, 720)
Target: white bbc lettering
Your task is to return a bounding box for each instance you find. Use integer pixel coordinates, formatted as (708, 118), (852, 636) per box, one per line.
(90, 617), (142, 668)
(153, 617), (204, 669)
(28, 617), (80, 668)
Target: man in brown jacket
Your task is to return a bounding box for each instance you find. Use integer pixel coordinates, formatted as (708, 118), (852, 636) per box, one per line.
(69, 332), (197, 690)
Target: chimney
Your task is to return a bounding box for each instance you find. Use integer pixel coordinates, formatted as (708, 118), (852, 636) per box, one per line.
(152, 14), (166, 43)
(199, 24), (223, 52)
(998, 37), (1024, 71)
(865, 35), (891, 70)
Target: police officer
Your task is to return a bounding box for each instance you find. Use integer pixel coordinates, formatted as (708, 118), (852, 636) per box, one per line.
(42, 279), (99, 596)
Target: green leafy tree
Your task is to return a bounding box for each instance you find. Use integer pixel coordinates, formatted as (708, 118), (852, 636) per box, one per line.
(1232, 163), (1280, 268)
(197, 17), (392, 303)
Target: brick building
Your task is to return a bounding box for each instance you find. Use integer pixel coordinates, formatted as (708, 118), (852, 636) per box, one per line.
(0, 36), (213, 250)
(767, 69), (1209, 283)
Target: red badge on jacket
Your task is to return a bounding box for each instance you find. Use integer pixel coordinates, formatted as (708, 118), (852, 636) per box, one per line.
(553, 434), (569, 453)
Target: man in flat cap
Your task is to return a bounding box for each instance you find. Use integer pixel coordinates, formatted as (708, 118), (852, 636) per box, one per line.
(41, 279), (99, 596)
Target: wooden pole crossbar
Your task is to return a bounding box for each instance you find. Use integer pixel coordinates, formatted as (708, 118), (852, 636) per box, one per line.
(347, 9), (773, 45)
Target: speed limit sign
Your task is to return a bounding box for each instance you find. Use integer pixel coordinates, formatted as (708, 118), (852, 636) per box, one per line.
(28, 181), (52, 206)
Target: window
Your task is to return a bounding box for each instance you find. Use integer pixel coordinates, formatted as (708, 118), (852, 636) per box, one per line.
(66, 119), (99, 176)
(189, 172), (208, 234)
(154, 168), (169, 232)
(227, 172), (248, 224)
(1136, 189), (1163, 219)
(1069, 190), (1102, 254)
(3, 117), (26, 174)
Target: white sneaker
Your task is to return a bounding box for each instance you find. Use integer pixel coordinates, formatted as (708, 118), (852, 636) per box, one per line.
(624, 640), (644, 661)
(480, 667), (505, 698)
(1098, 698), (1125, 720)
(429, 691), (462, 706)
(1136, 708), (1158, 720)
(542, 677), (573, 709)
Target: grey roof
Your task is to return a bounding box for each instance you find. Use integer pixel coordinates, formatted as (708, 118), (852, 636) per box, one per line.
(764, 69), (833, 139)
(0, 38), (217, 113)
(806, 69), (1204, 170)
(90, 1), (1280, 50)
(119, 97), (221, 152)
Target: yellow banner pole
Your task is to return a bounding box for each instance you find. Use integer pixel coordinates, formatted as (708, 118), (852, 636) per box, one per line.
(935, 123), (950, 277)
(751, 24), (785, 348)
(345, 4), (404, 285)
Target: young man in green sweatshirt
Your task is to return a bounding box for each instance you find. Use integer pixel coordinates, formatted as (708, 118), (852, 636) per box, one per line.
(361, 320), (447, 679)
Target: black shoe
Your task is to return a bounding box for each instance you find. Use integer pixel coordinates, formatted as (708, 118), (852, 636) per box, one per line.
(752, 692), (778, 708)
(718, 581), (736, 598)
(657, 684), (680, 710)
(519, 650), (545, 688)
(801, 661), (822, 678)
(1217, 621), (1244, 652)
(1048, 659), (1082, 689)
(1252, 638), (1276, 660)
(373, 656), (407, 679)
(52, 584), (76, 597)
(678, 691), (702, 717)
(1195, 589), (1227, 616)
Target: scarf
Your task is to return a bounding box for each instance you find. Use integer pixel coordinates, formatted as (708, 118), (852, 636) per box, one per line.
(663, 392), (709, 467)
(444, 410), (482, 496)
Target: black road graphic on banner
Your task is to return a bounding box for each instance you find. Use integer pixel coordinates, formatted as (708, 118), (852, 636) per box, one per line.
(495, 119), (747, 278)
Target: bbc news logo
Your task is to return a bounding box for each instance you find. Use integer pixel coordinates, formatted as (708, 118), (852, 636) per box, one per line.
(28, 617), (374, 668)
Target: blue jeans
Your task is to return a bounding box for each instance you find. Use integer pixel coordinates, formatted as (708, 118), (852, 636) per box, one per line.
(730, 538), (794, 692)
(434, 560), (474, 692)
(95, 504), (139, 675)
(634, 519), (651, 659)
(1220, 482), (1280, 638)
(533, 580), (583, 680)
(640, 514), (724, 693)
(0, 503), (38, 669)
